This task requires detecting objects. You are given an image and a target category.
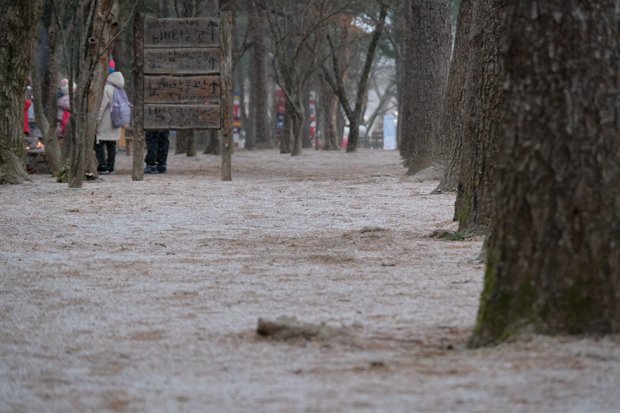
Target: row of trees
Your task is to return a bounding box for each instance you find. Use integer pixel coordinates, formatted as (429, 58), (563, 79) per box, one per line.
(1, 0), (617, 345)
(414, 0), (619, 345)
(0, 0), (409, 185)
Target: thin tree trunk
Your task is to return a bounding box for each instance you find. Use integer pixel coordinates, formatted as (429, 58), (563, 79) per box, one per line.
(301, 88), (311, 148)
(31, 15), (63, 177)
(220, 9), (233, 181)
(132, 11), (145, 181)
(204, 129), (220, 154)
(280, 96), (294, 154)
(346, 4), (388, 153)
(321, 5), (388, 153)
(288, 97), (304, 156)
(175, 131), (187, 154)
(319, 75), (339, 151)
(186, 133), (197, 156)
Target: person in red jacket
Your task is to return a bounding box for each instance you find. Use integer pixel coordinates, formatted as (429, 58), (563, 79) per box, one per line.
(23, 98), (31, 136)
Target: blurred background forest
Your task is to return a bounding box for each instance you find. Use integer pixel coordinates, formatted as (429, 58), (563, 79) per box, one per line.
(3, 0), (461, 186)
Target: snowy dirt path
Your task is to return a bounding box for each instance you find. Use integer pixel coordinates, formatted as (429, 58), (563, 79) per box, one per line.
(1, 149), (619, 413)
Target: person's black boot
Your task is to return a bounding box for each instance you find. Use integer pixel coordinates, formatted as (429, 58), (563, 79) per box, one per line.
(144, 165), (158, 174)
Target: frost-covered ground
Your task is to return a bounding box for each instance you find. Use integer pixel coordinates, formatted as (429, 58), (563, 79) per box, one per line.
(1, 149), (619, 413)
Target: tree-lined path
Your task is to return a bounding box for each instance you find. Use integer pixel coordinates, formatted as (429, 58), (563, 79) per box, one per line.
(1, 150), (618, 412)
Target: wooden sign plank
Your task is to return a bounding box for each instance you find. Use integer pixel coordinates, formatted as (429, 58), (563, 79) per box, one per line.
(144, 18), (220, 48)
(144, 48), (220, 74)
(144, 104), (221, 130)
(144, 75), (221, 104)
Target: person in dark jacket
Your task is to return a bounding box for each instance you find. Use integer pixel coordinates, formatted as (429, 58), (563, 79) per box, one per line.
(144, 130), (170, 174)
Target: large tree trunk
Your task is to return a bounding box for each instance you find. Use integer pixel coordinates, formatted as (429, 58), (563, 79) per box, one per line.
(400, 0), (450, 174)
(453, 0), (504, 234)
(434, 0), (473, 192)
(0, 0), (44, 184)
(471, 0), (620, 347)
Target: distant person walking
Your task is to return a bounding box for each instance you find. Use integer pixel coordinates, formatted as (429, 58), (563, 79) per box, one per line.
(56, 79), (72, 140)
(95, 69), (126, 174)
(144, 130), (170, 174)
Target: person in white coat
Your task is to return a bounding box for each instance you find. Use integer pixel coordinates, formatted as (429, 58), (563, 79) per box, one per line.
(95, 70), (125, 174)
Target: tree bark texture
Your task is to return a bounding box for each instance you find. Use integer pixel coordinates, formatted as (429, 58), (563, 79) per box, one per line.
(67, 0), (118, 188)
(302, 88), (312, 149)
(287, 97), (304, 156)
(132, 11), (145, 181)
(453, 0), (504, 234)
(248, 2), (271, 149)
(204, 129), (220, 154)
(318, 75), (340, 151)
(392, 0), (407, 151)
(471, 0), (620, 346)
(435, 0), (473, 192)
(31, 12), (63, 177)
(175, 130), (195, 155)
(0, 0), (44, 184)
(220, 10), (233, 181)
(399, 0), (450, 174)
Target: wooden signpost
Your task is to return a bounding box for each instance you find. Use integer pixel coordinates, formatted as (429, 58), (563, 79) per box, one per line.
(133, 13), (233, 181)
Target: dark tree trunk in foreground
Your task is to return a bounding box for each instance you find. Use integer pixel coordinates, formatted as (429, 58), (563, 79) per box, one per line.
(471, 0), (620, 347)
(0, 0), (44, 184)
(400, 0), (450, 174)
(453, 0), (504, 234)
